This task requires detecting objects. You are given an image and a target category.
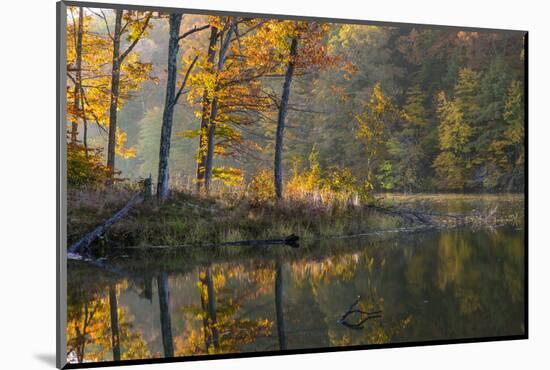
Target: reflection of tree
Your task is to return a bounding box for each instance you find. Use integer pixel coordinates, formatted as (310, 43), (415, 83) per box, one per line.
(67, 287), (103, 363)
(401, 229), (525, 339)
(157, 272), (174, 357)
(275, 261), (287, 350)
(205, 267), (220, 350)
(67, 280), (150, 362)
(66, 227), (524, 361)
(176, 265), (273, 355)
(109, 283), (121, 361)
(291, 253), (360, 286)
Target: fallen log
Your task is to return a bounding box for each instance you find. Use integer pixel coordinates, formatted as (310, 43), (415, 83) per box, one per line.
(120, 234), (300, 250)
(219, 234), (300, 248)
(68, 193), (144, 255)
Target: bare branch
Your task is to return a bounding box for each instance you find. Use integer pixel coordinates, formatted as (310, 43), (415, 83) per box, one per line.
(119, 12), (152, 63)
(230, 20), (268, 41)
(88, 8), (114, 41)
(172, 55), (199, 107)
(178, 24), (210, 41)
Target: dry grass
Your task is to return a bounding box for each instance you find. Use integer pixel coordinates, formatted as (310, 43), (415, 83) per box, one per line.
(67, 186), (523, 252)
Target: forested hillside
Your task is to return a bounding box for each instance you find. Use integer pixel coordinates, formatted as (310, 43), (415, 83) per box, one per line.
(66, 8), (525, 196)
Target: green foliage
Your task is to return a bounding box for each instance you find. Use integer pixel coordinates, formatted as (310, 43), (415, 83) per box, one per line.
(454, 68), (481, 123)
(67, 144), (111, 188)
(433, 92), (472, 190)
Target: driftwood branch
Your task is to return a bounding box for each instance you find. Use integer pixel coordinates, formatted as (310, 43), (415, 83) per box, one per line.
(338, 296), (382, 330)
(366, 204), (434, 225)
(366, 203), (502, 228)
(68, 193), (144, 255)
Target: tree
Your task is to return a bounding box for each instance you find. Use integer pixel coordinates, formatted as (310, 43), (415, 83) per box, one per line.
(68, 7), (84, 145)
(104, 10), (152, 178)
(251, 21), (334, 199)
(156, 14), (206, 200)
(433, 92), (472, 190)
(355, 83), (400, 188)
(194, 25), (219, 192)
(274, 36), (298, 199)
(184, 18), (276, 193)
(203, 17), (237, 193)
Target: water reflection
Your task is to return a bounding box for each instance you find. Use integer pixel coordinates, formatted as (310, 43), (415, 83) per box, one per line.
(67, 227), (525, 363)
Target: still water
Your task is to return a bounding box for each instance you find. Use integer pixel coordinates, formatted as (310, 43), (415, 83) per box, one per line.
(67, 225), (525, 363)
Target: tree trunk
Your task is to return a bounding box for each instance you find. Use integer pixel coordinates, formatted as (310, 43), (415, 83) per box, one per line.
(109, 283), (121, 361)
(70, 7), (84, 144)
(203, 97), (219, 193)
(67, 192), (144, 255)
(275, 261), (287, 350)
(196, 26), (218, 193)
(158, 272), (174, 357)
(203, 20), (236, 193)
(274, 37), (298, 200)
(107, 9), (123, 179)
(157, 14), (183, 201)
(80, 92), (88, 157)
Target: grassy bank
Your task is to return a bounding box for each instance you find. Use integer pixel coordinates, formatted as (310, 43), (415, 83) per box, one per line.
(68, 187), (524, 253)
(68, 187), (406, 249)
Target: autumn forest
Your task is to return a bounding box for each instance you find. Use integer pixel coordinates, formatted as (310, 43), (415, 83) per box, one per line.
(64, 4), (526, 365)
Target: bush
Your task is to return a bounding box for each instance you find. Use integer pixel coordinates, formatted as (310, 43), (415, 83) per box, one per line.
(67, 144), (111, 188)
(247, 169), (275, 202)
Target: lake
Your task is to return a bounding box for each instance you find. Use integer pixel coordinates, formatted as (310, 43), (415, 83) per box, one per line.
(66, 195), (525, 364)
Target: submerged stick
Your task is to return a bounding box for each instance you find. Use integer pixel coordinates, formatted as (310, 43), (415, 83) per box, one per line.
(338, 295), (383, 329)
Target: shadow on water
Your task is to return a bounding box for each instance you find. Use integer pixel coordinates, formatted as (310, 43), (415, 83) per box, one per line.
(65, 225), (525, 364)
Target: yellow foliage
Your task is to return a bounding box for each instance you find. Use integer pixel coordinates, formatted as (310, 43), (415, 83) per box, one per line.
(115, 128), (137, 159)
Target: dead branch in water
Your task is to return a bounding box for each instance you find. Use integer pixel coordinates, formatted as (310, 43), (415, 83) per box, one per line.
(338, 295), (382, 329)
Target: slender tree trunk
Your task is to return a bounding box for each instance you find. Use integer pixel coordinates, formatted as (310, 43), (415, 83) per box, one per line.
(205, 267), (220, 350)
(79, 84), (88, 157)
(203, 97), (219, 193)
(275, 261), (287, 350)
(109, 283), (121, 361)
(70, 7), (84, 144)
(157, 14), (183, 200)
(77, 7), (88, 157)
(196, 27), (218, 193)
(274, 37), (298, 200)
(158, 272), (174, 357)
(107, 9), (123, 179)
(203, 20), (236, 193)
